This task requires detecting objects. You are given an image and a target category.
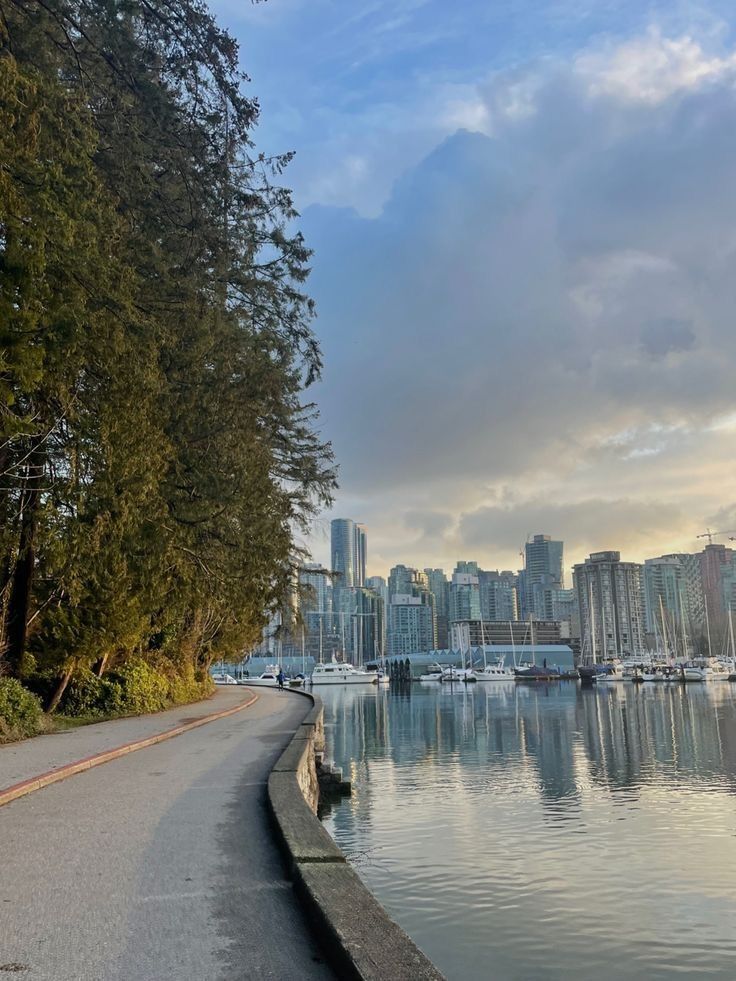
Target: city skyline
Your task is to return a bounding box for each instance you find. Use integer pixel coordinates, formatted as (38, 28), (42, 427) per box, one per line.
(210, 0), (736, 577)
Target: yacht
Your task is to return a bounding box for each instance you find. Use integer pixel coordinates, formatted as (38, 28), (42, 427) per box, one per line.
(596, 662), (627, 683)
(211, 672), (239, 686)
(364, 661), (390, 685)
(419, 663), (446, 683)
(476, 659), (515, 682)
(681, 660), (730, 682)
(311, 662), (377, 685)
(246, 666), (282, 687)
(441, 666), (477, 683)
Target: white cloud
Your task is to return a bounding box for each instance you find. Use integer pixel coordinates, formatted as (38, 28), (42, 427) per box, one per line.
(576, 28), (736, 104)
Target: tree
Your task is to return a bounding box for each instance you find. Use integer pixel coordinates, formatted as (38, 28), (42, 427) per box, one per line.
(0, 0), (335, 707)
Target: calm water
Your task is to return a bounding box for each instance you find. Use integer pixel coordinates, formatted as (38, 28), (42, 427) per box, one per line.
(320, 681), (736, 980)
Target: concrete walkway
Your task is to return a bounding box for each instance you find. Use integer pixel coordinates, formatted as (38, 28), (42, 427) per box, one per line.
(0, 689), (334, 980)
(0, 687), (252, 790)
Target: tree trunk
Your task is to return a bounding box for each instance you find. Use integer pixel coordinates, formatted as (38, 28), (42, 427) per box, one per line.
(5, 449), (43, 674)
(95, 652), (109, 677)
(46, 664), (75, 714)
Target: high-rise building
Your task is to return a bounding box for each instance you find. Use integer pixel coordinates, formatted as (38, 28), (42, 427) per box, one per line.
(450, 567), (481, 623)
(642, 556), (687, 636)
(424, 568), (450, 647)
(478, 570), (518, 622)
(573, 551), (646, 657)
(331, 518), (356, 589)
(387, 595), (433, 657)
(524, 534), (564, 619)
(699, 543), (735, 625)
(354, 523), (367, 588)
(388, 564), (415, 600)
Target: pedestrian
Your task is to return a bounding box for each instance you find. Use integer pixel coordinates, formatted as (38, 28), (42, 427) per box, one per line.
(277, 668), (285, 691)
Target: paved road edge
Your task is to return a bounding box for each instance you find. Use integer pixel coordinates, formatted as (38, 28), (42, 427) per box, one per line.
(0, 689), (259, 808)
(268, 689), (446, 981)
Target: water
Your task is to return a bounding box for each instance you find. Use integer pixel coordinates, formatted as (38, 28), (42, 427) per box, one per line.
(320, 681), (736, 980)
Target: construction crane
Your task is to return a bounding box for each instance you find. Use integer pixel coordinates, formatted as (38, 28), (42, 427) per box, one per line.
(697, 528), (736, 544)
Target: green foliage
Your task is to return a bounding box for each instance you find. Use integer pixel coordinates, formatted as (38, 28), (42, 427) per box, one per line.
(0, 677), (43, 741)
(59, 669), (125, 719)
(0, 0), (336, 706)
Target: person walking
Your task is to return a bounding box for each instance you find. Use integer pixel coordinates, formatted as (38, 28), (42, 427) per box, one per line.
(277, 668), (285, 691)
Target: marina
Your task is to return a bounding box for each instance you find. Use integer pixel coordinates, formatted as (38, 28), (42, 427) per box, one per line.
(320, 681), (736, 980)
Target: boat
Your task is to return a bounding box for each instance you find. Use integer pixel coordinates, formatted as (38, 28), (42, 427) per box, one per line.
(596, 661), (627, 683)
(475, 658), (515, 682)
(211, 672), (239, 686)
(419, 662), (446, 683)
(311, 662), (377, 685)
(364, 660), (390, 685)
(680, 660), (730, 682)
(514, 664), (562, 682)
(245, 665), (282, 687)
(441, 666), (477, 683)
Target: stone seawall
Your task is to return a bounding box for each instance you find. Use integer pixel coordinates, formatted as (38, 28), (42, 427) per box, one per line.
(267, 691), (445, 981)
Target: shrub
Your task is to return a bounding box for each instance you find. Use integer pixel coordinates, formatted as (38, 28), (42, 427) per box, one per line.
(0, 678), (44, 742)
(111, 659), (169, 715)
(60, 669), (126, 718)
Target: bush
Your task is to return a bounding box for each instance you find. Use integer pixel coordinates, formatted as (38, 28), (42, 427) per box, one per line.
(60, 669), (125, 718)
(111, 659), (169, 715)
(0, 678), (44, 742)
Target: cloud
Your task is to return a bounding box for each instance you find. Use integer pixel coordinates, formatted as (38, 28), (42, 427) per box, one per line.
(301, 27), (736, 573)
(575, 28), (736, 104)
(457, 498), (685, 570)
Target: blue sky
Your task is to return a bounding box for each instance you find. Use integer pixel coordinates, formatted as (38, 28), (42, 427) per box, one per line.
(211, 0), (736, 577)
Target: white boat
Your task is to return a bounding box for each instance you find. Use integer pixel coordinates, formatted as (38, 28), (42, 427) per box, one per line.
(211, 672), (239, 686)
(311, 662), (377, 685)
(596, 662), (627, 683)
(419, 662), (446, 683)
(364, 661), (390, 684)
(681, 660), (730, 682)
(442, 666), (477, 683)
(475, 659), (515, 682)
(246, 665), (282, 687)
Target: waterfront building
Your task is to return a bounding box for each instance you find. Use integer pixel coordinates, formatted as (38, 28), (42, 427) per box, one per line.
(699, 543), (735, 626)
(478, 570), (519, 622)
(388, 594), (434, 657)
(459, 619), (564, 647)
(573, 551), (646, 657)
(424, 568), (450, 648)
(331, 518), (356, 588)
(388, 564), (416, 600)
(450, 567), (481, 622)
(642, 556), (688, 638)
(354, 523), (367, 588)
(524, 534), (564, 620)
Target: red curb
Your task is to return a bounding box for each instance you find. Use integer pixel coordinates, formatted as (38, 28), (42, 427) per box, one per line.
(0, 689), (259, 809)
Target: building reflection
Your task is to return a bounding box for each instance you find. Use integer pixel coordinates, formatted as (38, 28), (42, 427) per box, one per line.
(322, 681), (736, 838)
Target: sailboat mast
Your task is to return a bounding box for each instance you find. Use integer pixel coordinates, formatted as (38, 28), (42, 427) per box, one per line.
(729, 607), (735, 663)
(589, 580), (597, 665)
(658, 595), (669, 660)
(704, 595), (712, 659)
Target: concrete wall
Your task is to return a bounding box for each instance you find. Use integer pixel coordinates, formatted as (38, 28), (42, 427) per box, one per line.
(268, 692), (444, 981)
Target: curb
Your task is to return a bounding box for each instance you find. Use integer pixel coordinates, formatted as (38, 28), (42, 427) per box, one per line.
(0, 689), (259, 809)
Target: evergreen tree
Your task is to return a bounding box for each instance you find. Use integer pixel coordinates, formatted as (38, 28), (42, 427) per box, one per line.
(0, 0), (335, 708)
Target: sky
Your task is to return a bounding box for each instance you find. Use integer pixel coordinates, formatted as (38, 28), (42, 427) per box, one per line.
(210, 0), (736, 579)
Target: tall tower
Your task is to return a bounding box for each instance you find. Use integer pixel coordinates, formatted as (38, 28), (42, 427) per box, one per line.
(573, 551), (645, 657)
(525, 534), (563, 619)
(354, 523), (367, 588)
(330, 518), (355, 588)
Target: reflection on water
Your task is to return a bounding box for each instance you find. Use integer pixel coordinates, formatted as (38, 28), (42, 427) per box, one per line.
(321, 682), (736, 980)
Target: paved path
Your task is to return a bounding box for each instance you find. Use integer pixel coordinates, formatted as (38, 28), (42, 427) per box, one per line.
(0, 687), (252, 790)
(0, 689), (333, 980)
